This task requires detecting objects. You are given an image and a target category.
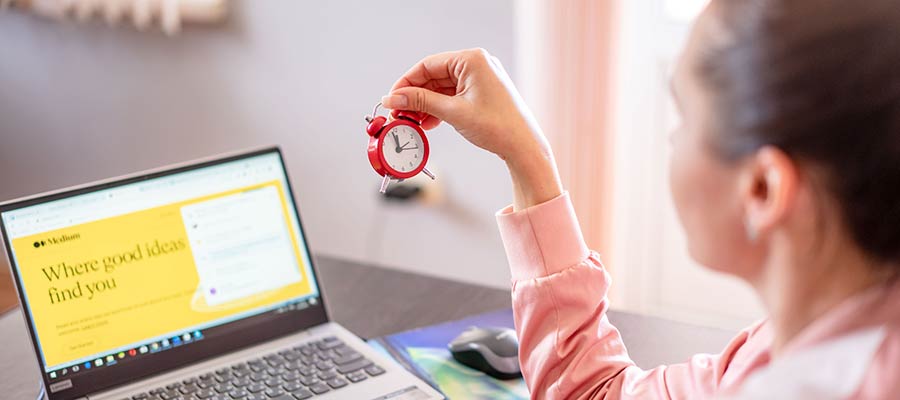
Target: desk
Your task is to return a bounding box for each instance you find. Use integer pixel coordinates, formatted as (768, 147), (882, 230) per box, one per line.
(0, 255), (737, 399)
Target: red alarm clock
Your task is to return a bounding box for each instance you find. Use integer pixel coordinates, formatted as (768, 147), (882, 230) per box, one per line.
(365, 102), (435, 193)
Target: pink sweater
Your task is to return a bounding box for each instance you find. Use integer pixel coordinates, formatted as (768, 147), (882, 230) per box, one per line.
(496, 193), (900, 399)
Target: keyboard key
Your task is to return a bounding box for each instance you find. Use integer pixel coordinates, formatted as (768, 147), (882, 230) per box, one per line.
(317, 370), (337, 381)
(231, 378), (251, 387)
(264, 355), (285, 365)
(364, 365), (385, 376)
(249, 372), (266, 381)
(228, 388), (249, 399)
(308, 382), (330, 395)
(282, 382), (303, 392)
(283, 362), (301, 371)
(247, 383), (266, 393)
(317, 339), (343, 350)
(314, 360), (334, 371)
(326, 377), (348, 389)
(299, 375), (319, 386)
(346, 371), (367, 383)
(264, 388), (285, 398)
(249, 364), (265, 372)
(268, 396), (294, 400)
(336, 359), (372, 374)
(245, 394), (266, 400)
(332, 353), (362, 365)
(334, 346), (357, 356)
(195, 390), (216, 399)
(290, 389), (313, 399)
(264, 378), (281, 388)
(179, 384), (199, 394)
(216, 368), (231, 375)
(133, 393), (150, 400)
(150, 388), (166, 395)
(160, 390), (181, 400)
(216, 383), (234, 393)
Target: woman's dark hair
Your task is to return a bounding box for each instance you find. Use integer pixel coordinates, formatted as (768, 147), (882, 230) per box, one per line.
(697, 0), (900, 267)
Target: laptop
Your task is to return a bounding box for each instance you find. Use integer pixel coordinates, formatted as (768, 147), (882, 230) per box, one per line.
(0, 148), (445, 400)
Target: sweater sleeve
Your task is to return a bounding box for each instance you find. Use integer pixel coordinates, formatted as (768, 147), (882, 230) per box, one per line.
(497, 193), (757, 399)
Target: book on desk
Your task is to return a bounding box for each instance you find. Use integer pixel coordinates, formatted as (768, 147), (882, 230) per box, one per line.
(368, 308), (529, 399)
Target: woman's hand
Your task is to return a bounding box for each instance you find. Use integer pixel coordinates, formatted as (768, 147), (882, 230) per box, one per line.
(383, 48), (563, 210)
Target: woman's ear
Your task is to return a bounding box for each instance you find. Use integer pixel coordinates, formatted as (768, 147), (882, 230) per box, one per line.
(741, 146), (799, 241)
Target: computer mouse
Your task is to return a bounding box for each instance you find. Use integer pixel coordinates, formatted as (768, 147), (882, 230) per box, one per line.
(448, 326), (522, 380)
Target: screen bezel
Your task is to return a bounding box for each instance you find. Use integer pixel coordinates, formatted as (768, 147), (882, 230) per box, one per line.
(0, 147), (330, 400)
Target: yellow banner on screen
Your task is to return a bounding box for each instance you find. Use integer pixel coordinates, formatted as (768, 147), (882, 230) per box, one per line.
(12, 180), (313, 367)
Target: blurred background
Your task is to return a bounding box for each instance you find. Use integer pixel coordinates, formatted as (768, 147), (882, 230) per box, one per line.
(0, 0), (763, 330)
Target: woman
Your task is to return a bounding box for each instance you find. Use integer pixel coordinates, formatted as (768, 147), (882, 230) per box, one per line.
(382, 0), (900, 398)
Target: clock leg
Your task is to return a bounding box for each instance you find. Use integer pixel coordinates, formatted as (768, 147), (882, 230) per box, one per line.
(379, 175), (392, 193)
(422, 168), (436, 180)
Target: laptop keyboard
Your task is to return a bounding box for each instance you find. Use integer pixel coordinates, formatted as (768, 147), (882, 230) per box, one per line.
(125, 336), (385, 400)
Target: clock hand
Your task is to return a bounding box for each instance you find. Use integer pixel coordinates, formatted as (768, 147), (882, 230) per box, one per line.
(392, 133), (401, 153)
(400, 145), (420, 151)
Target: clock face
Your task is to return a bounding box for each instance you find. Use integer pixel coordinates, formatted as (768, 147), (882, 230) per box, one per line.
(381, 124), (426, 175)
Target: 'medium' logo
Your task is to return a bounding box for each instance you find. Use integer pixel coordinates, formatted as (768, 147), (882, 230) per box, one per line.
(33, 233), (81, 248)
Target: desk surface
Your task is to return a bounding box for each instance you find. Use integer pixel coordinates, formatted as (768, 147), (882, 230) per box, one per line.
(1, 255), (737, 399)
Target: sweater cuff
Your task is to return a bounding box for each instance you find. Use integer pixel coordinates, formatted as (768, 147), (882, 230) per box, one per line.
(496, 192), (591, 281)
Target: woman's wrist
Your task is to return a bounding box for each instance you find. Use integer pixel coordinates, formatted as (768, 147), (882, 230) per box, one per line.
(504, 143), (563, 211)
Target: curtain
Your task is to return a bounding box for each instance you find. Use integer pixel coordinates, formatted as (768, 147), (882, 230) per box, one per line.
(515, 0), (619, 258)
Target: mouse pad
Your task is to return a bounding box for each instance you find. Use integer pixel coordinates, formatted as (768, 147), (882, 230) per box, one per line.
(368, 308), (528, 399)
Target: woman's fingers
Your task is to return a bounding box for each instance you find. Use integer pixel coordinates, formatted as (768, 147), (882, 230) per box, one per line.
(390, 51), (462, 92)
(420, 115), (443, 130)
(382, 86), (462, 128)
(386, 86), (455, 130)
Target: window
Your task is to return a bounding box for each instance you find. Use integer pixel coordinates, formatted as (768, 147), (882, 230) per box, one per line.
(608, 0), (764, 330)
(664, 0), (710, 22)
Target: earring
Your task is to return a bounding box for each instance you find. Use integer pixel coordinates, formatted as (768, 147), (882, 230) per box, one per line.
(744, 218), (758, 242)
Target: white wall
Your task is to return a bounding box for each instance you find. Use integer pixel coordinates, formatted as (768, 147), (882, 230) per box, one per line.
(0, 1), (517, 289)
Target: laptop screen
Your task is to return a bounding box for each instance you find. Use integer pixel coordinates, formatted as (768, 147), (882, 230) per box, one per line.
(0, 149), (326, 398)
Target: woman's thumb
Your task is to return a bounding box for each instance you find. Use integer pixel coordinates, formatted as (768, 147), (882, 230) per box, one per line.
(382, 87), (458, 122)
